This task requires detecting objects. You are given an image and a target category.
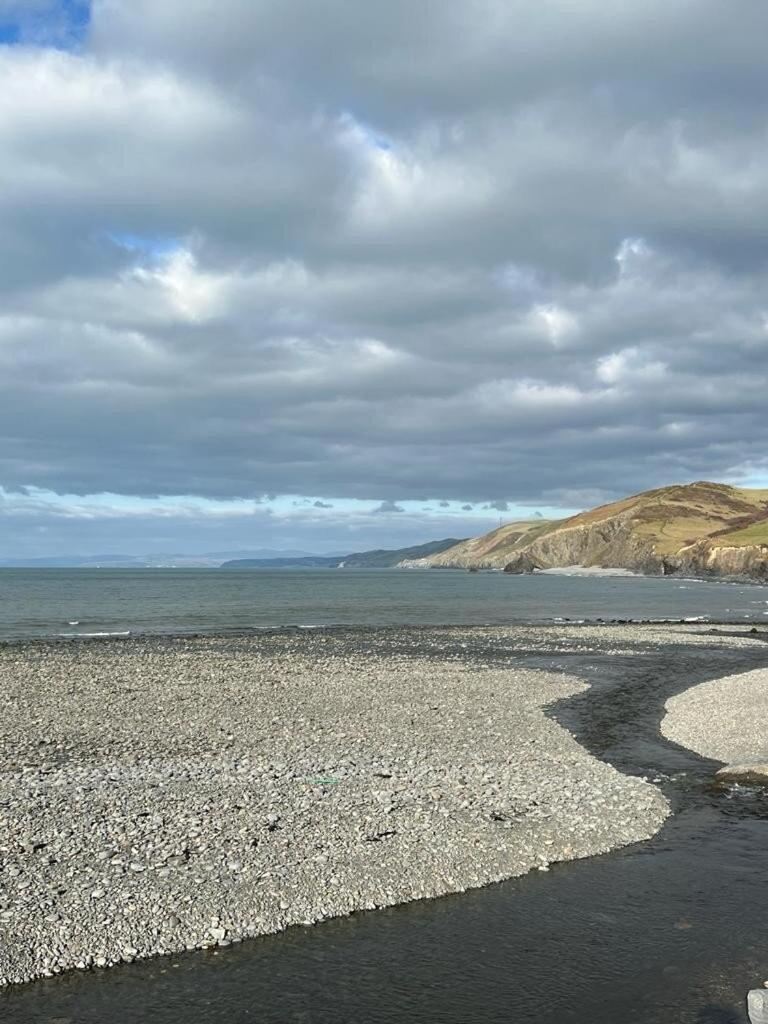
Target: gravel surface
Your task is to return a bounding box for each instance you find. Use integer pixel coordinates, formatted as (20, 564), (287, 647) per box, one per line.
(661, 667), (768, 763)
(0, 628), (674, 986)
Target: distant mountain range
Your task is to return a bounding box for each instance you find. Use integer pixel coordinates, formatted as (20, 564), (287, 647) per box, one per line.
(221, 538), (465, 569)
(399, 482), (768, 580)
(0, 548), (337, 568)
(0, 540), (463, 570)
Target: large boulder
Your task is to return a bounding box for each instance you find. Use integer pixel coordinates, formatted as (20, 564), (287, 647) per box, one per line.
(503, 553), (542, 574)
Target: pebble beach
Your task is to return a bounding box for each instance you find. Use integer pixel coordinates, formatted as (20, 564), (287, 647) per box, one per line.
(662, 665), (768, 763)
(0, 625), (679, 986)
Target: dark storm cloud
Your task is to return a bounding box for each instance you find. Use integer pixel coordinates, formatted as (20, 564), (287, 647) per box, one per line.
(1, 0), (767, 557)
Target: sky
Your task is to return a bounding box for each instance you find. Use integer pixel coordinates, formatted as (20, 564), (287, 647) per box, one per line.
(1, 0), (768, 556)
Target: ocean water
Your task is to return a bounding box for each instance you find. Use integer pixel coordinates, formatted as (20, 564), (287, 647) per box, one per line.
(0, 567), (767, 641)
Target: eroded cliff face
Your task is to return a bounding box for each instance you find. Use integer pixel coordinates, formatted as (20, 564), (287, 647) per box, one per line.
(519, 516), (665, 574)
(517, 521), (768, 580)
(673, 542), (768, 580)
(399, 551), (508, 569)
(402, 517), (666, 573)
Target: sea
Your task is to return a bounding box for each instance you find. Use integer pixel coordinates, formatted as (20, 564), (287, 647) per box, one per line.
(0, 566), (767, 641)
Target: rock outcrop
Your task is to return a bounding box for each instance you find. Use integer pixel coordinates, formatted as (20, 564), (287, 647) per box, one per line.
(673, 541), (768, 581)
(503, 553), (542, 574)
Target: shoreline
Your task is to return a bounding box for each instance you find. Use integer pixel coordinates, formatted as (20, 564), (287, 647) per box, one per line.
(401, 563), (768, 586)
(1, 616), (767, 650)
(1, 623), (767, 989)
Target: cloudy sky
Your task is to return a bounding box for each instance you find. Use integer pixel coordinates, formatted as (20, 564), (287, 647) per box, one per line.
(1, 0), (767, 556)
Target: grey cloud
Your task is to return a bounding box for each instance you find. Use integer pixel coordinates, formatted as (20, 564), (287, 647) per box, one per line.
(373, 501), (405, 514)
(484, 501), (509, 512)
(92, 2), (768, 127)
(89, 0), (768, 279)
(313, 500), (333, 509)
(0, 1), (766, 558)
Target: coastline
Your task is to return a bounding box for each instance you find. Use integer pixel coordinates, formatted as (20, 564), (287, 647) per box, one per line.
(403, 562), (768, 586)
(535, 565), (641, 576)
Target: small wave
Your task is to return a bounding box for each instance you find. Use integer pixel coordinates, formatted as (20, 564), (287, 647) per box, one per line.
(58, 631), (131, 638)
(245, 624), (333, 631)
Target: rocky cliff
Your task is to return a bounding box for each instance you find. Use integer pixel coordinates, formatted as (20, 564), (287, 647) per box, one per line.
(673, 540), (768, 580)
(400, 482), (768, 581)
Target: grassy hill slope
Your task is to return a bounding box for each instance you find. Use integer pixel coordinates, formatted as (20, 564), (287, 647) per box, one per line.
(398, 520), (561, 569)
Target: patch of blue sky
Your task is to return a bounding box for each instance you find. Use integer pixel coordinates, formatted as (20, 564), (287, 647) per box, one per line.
(271, 498), (581, 520)
(342, 111), (393, 152)
(105, 232), (182, 261)
(10, 489), (583, 522)
(733, 472), (768, 490)
(0, 21), (21, 44)
(0, 0), (90, 49)
(62, 0), (89, 33)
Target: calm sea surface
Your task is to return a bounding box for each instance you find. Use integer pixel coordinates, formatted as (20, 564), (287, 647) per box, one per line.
(0, 567), (767, 640)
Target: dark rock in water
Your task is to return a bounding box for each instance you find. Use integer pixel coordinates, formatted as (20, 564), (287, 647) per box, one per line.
(503, 554), (542, 574)
(715, 764), (768, 786)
